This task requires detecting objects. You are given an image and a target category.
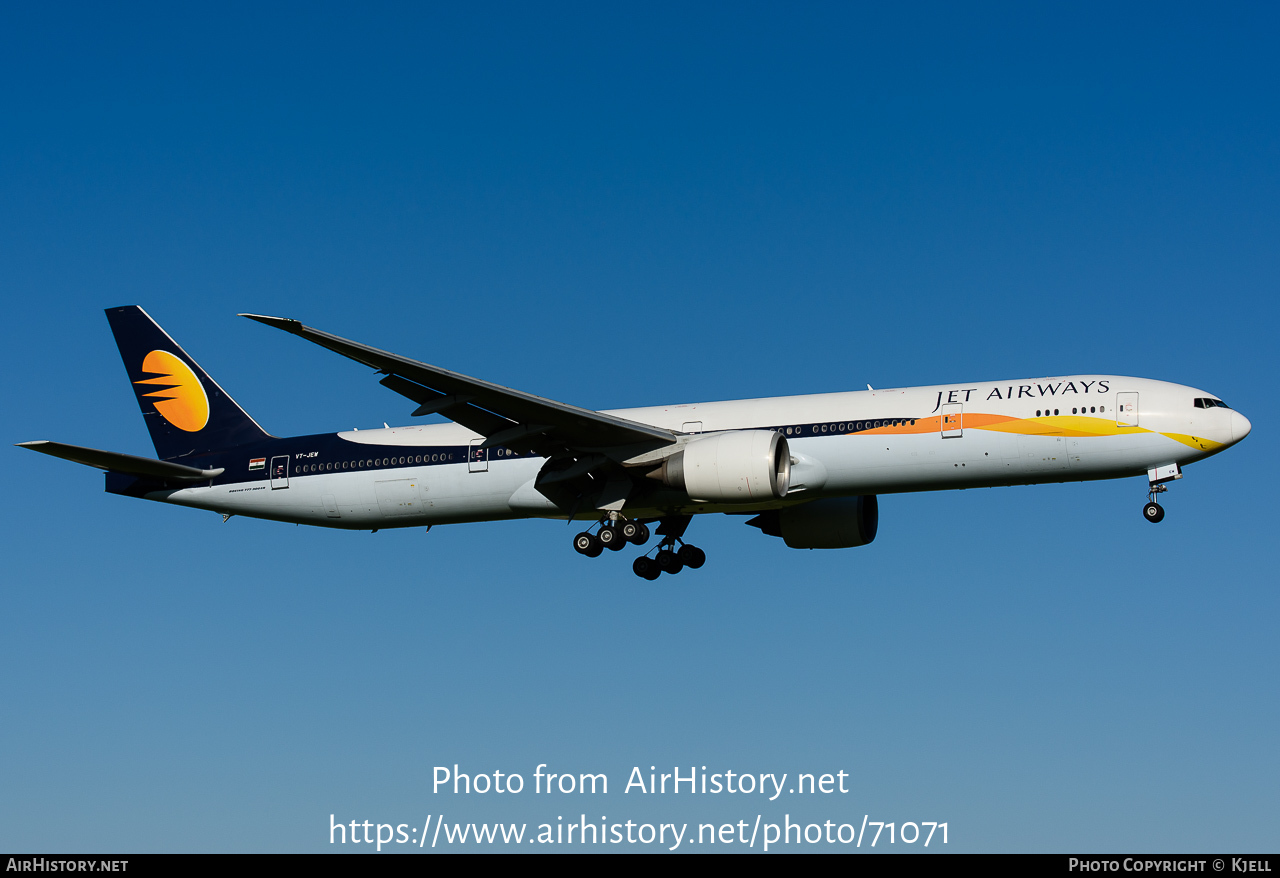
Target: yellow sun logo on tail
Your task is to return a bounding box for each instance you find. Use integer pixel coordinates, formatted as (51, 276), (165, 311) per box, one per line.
(135, 350), (210, 432)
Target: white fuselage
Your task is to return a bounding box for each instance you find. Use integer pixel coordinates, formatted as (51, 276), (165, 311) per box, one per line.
(150, 375), (1250, 529)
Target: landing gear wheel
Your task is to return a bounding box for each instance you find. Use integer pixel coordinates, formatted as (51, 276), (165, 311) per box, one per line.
(622, 521), (650, 545)
(598, 525), (626, 550)
(573, 532), (603, 557)
(632, 556), (661, 580)
(656, 549), (684, 574)
(1143, 502), (1165, 523)
(677, 544), (706, 569)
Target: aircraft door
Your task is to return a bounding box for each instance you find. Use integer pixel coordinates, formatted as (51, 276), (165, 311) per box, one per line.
(941, 403), (963, 438)
(270, 455), (290, 489)
(1116, 392), (1139, 427)
(468, 438), (488, 473)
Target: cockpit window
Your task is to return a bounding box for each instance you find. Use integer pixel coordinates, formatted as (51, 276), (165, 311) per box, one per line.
(1194, 398), (1231, 409)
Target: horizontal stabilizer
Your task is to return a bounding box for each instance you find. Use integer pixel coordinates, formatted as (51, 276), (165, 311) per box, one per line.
(17, 441), (224, 481)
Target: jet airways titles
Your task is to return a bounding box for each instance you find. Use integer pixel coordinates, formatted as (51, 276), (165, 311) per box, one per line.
(931, 381), (1112, 411)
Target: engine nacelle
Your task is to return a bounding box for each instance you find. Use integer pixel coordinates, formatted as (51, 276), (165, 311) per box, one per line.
(650, 430), (791, 502)
(747, 495), (879, 549)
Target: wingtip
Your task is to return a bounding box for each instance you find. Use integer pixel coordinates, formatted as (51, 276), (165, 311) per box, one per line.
(239, 313), (304, 332)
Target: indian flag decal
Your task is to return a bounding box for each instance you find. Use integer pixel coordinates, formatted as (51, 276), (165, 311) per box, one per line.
(248, 458), (266, 471)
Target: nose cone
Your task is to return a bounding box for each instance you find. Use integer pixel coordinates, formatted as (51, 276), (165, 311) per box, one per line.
(1231, 410), (1252, 443)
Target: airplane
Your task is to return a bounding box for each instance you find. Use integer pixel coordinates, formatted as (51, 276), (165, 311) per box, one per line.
(19, 306), (1252, 580)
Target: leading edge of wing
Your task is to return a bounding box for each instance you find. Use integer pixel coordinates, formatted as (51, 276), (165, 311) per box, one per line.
(239, 314), (676, 450)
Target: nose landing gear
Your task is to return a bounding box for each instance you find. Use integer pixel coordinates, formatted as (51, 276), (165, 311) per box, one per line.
(1142, 463), (1181, 523)
(1143, 484), (1167, 523)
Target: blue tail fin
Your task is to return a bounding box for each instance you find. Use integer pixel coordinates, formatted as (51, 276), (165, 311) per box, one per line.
(105, 306), (271, 460)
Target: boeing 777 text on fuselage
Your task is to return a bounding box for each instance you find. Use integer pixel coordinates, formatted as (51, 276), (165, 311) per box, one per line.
(19, 307), (1251, 578)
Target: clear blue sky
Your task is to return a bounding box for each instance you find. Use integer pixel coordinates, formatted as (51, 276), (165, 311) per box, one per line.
(2, 2), (1276, 852)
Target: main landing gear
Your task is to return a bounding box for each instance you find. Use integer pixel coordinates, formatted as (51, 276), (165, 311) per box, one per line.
(573, 518), (651, 559)
(572, 514), (707, 579)
(632, 541), (706, 581)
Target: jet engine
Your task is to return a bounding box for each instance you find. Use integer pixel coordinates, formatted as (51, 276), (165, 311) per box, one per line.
(747, 495), (879, 549)
(648, 430), (791, 502)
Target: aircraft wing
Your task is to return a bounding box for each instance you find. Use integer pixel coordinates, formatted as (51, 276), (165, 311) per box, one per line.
(240, 314), (677, 456)
(17, 440), (225, 481)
